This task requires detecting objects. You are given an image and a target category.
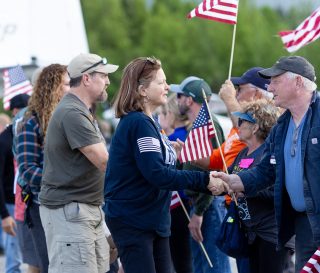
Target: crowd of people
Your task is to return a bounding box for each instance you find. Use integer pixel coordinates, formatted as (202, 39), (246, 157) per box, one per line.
(0, 53), (318, 273)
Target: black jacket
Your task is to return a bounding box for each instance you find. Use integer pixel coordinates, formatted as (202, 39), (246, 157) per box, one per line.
(0, 124), (14, 218)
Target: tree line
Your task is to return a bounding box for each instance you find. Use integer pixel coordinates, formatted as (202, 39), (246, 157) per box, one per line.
(81, 0), (319, 101)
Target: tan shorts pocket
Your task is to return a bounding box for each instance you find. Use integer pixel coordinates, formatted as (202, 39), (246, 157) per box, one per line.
(58, 240), (94, 267)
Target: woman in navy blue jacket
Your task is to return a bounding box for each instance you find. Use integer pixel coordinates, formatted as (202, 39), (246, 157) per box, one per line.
(104, 57), (218, 273)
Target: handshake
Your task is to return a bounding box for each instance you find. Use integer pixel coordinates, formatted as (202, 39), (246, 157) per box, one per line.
(207, 171), (245, 195)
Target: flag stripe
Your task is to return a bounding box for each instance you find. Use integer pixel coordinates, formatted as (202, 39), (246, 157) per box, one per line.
(170, 191), (181, 210)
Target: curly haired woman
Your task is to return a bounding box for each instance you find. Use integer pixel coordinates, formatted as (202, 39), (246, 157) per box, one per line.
(16, 64), (70, 273)
(227, 99), (294, 273)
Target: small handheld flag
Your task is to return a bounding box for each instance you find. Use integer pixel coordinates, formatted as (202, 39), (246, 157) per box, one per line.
(279, 6), (320, 53)
(179, 103), (215, 163)
(2, 65), (33, 110)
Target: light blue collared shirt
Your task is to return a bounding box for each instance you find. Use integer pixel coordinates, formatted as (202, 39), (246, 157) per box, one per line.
(284, 114), (307, 212)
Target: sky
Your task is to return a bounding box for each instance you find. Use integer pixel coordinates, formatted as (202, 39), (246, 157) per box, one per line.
(254, 0), (320, 11)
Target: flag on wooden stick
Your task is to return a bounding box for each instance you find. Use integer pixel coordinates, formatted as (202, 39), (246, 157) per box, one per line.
(179, 103), (215, 163)
(188, 0), (239, 25)
(279, 6), (320, 53)
(2, 65), (33, 110)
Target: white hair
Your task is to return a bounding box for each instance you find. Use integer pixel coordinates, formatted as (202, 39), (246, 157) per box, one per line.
(248, 83), (273, 99)
(286, 71), (317, 92)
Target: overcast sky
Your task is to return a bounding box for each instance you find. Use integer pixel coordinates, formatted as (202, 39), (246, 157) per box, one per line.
(254, 0), (320, 11)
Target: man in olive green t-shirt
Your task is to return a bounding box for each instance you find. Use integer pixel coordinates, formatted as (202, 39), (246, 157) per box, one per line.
(39, 53), (118, 273)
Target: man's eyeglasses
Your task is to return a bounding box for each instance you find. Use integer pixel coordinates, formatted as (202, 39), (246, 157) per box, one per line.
(81, 58), (107, 73)
(137, 57), (157, 82)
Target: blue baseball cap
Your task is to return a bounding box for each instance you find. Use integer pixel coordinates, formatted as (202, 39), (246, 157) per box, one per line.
(170, 76), (212, 103)
(232, 111), (256, 123)
(231, 67), (270, 91)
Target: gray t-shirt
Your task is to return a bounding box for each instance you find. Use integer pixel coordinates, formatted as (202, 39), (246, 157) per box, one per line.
(39, 93), (105, 208)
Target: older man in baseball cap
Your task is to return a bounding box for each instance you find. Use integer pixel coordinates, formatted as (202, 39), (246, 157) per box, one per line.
(212, 56), (320, 272)
(39, 53), (119, 273)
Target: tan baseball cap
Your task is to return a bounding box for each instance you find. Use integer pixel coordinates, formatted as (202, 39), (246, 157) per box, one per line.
(67, 53), (119, 78)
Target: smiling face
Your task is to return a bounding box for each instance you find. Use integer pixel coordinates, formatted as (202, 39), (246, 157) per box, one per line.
(143, 68), (169, 110)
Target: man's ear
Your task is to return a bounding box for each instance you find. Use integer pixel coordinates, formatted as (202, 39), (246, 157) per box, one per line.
(82, 74), (90, 86)
(295, 75), (304, 89)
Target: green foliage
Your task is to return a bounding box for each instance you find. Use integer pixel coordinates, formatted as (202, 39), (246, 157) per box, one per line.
(82, 1), (320, 99)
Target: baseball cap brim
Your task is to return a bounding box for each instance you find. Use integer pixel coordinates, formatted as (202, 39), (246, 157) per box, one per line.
(94, 64), (119, 74)
(232, 111), (256, 123)
(169, 84), (184, 94)
(258, 67), (286, 79)
(230, 76), (248, 86)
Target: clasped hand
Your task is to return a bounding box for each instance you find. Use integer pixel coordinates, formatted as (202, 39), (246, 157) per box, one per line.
(207, 171), (245, 195)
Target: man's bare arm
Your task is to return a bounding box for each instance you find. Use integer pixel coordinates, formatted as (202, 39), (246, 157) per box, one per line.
(79, 142), (108, 172)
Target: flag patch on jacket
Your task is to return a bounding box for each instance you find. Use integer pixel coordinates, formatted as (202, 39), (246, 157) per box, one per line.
(137, 137), (161, 153)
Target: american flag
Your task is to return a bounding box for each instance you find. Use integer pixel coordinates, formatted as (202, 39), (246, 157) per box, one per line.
(179, 103), (215, 163)
(279, 6), (320, 53)
(301, 248), (320, 273)
(170, 191), (181, 210)
(2, 65), (33, 111)
(188, 0), (239, 25)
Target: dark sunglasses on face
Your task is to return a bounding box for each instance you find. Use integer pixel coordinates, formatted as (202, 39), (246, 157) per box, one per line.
(137, 57), (157, 82)
(177, 93), (186, 99)
(81, 58), (107, 73)
(238, 118), (255, 127)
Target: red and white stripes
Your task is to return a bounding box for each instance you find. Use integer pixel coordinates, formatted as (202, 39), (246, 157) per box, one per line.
(279, 6), (320, 53)
(301, 248), (320, 273)
(188, 0), (239, 25)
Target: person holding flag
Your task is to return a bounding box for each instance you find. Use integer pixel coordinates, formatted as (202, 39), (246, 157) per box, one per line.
(170, 76), (231, 273)
(104, 57), (224, 273)
(213, 56), (320, 272)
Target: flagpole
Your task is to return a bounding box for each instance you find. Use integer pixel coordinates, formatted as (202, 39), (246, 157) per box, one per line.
(175, 192), (213, 268)
(227, 23), (237, 80)
(202, 89), (238, 205)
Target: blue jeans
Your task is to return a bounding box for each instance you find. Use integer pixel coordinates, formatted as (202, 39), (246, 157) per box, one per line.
(295, 212), (318, 273)
(190, 197), (231, 273)
(2, 204), (22, 273)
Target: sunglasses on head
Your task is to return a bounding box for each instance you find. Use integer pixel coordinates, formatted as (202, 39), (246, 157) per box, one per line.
(81, 58), (107, 73)
(137, 57), (157, 82)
